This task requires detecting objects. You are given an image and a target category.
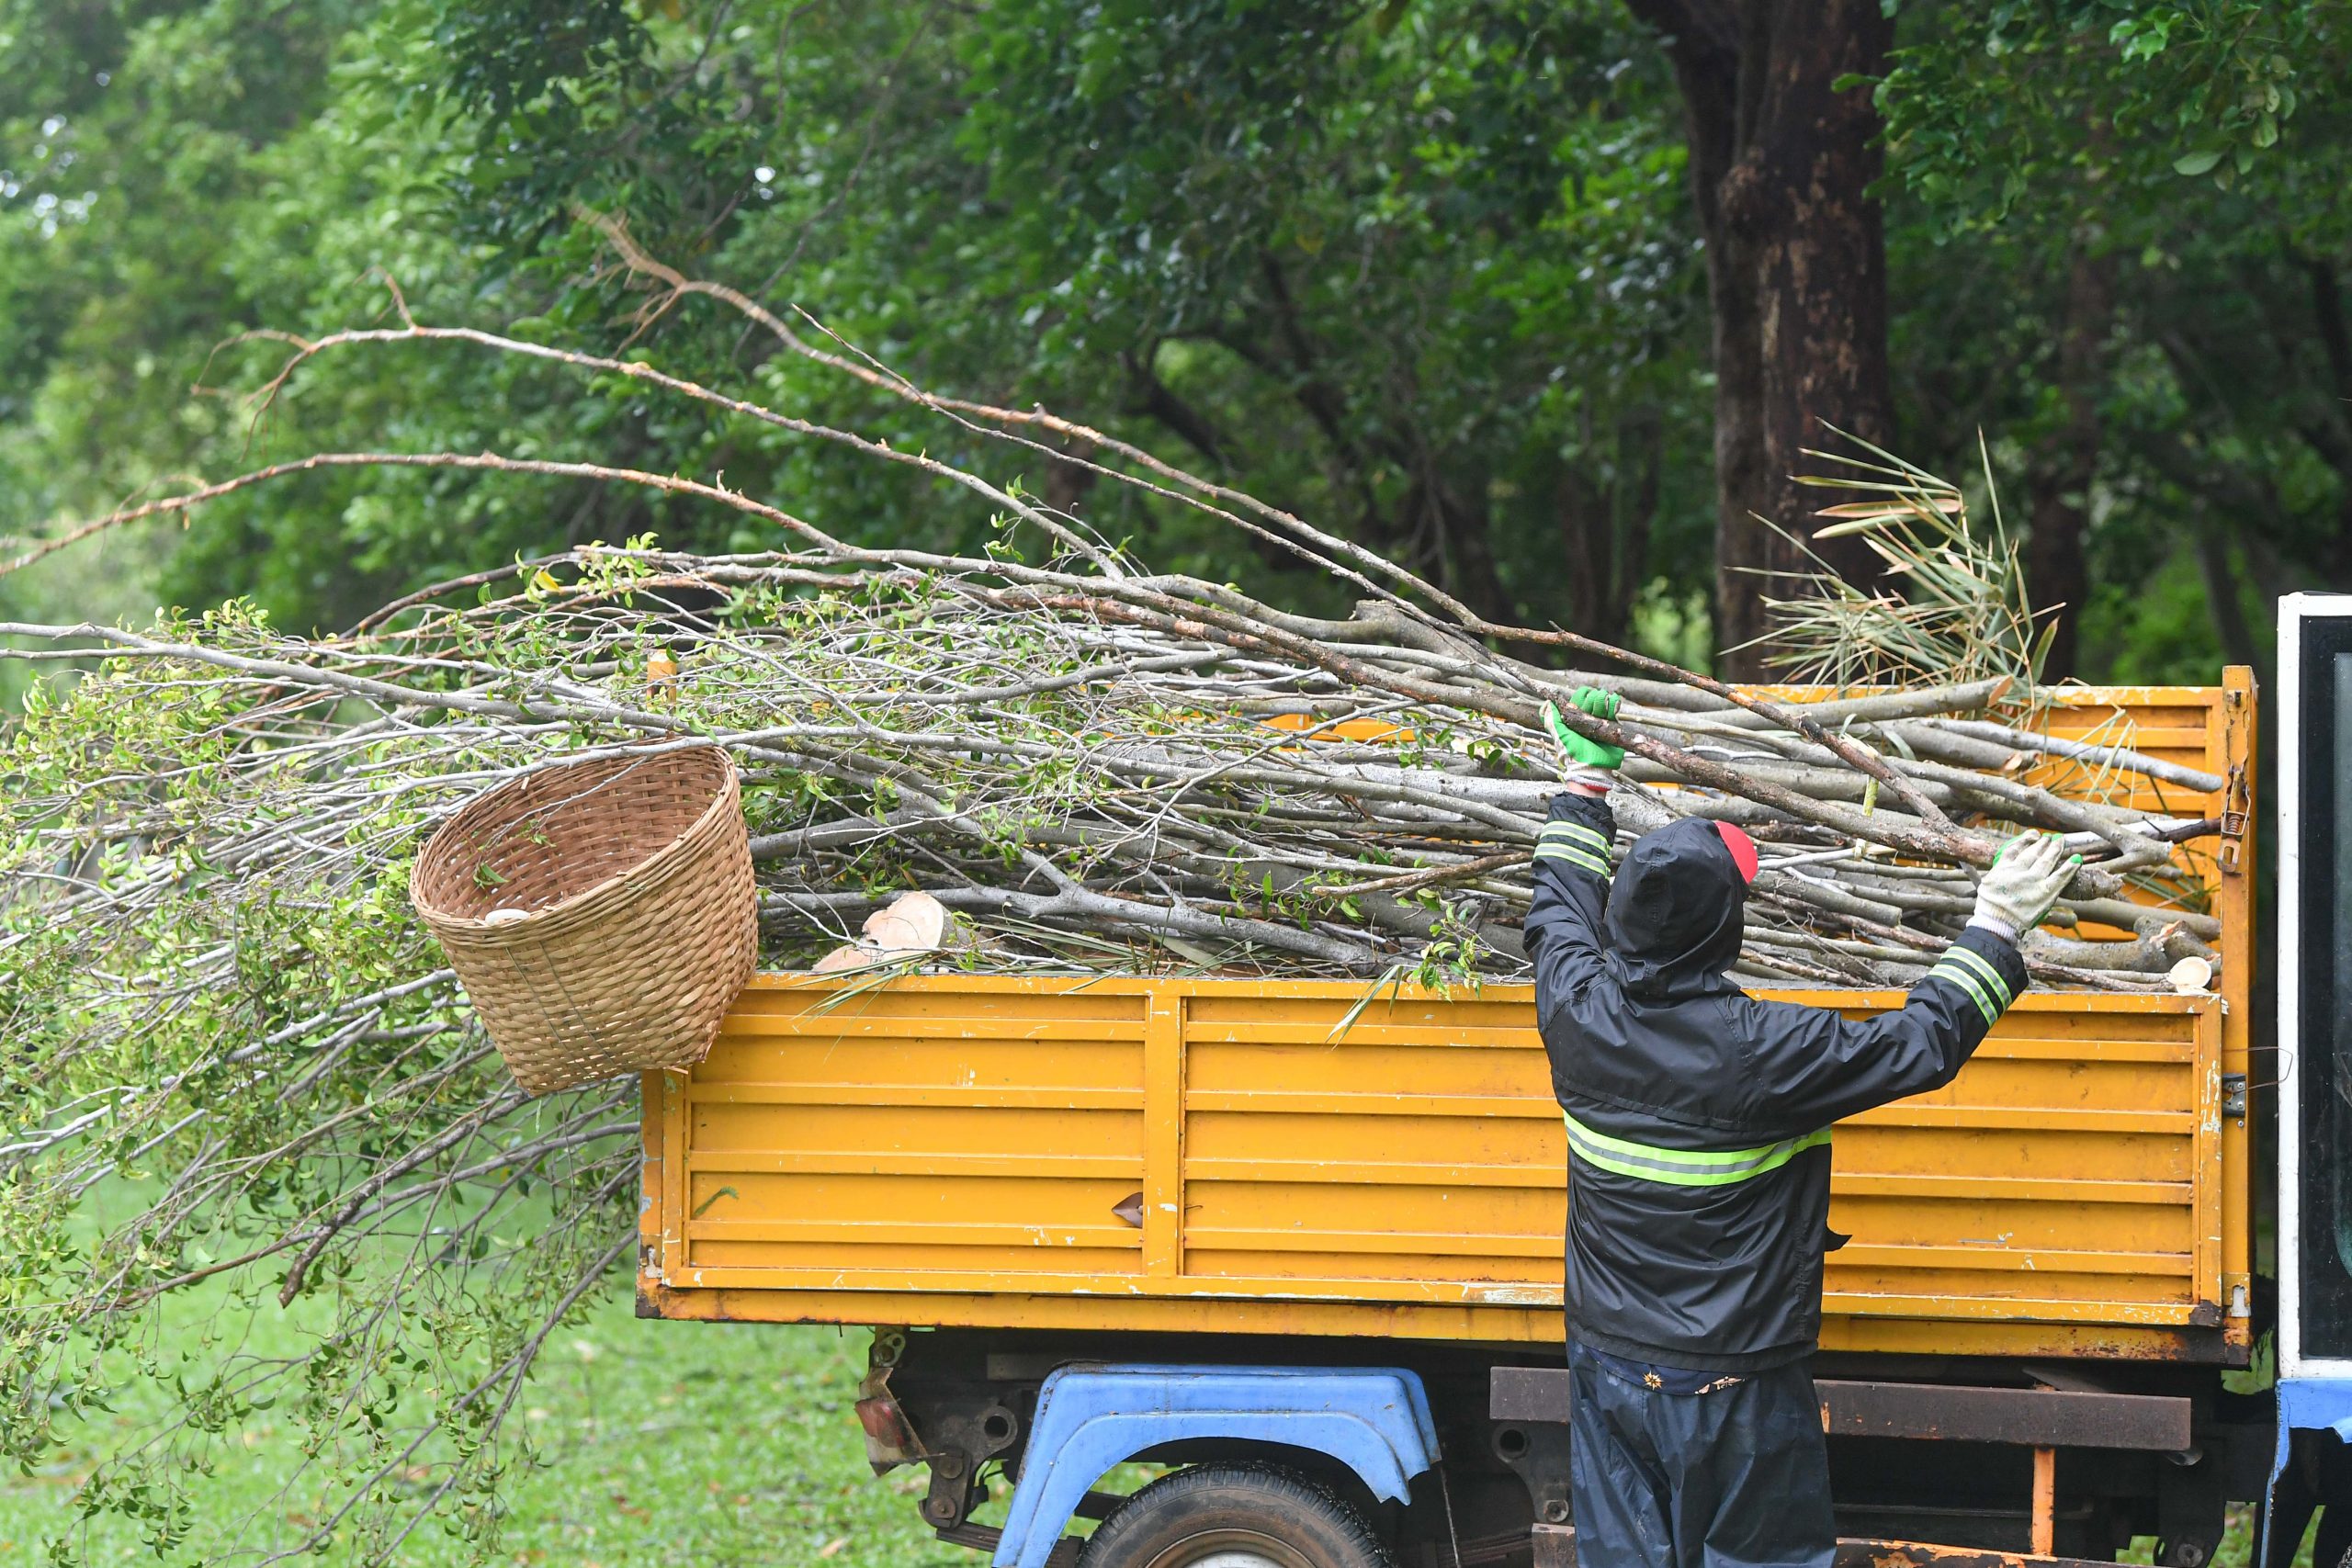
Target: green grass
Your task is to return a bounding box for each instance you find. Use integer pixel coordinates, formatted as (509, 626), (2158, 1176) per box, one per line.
(1, 1287), (2322, 1568)
(3, 1303), (973, 1567)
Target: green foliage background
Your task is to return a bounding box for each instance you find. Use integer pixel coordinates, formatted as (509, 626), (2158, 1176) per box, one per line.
(5, 1), (2335, 682)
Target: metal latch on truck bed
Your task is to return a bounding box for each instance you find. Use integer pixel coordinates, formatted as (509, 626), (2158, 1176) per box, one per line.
(2219, 762), (2250, 874)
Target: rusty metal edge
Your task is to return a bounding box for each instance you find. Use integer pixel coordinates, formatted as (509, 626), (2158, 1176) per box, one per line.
(1531, 1527), (2125, 1568)
(1837, 1538), (2117, 1568)
(1489, 1368), (2192, 1452)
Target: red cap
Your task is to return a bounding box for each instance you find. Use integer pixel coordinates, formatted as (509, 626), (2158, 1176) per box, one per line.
(1714, 821), (1759, 885)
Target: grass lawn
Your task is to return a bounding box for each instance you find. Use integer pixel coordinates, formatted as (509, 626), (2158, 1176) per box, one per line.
(0, 1291), (2319, 1568)
(2, 1299), (972, 1567)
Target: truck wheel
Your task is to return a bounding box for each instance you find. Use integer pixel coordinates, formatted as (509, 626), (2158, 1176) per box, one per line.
(2316, 1501), (2348, 1568)
(1078, 1464), (1391, 1568)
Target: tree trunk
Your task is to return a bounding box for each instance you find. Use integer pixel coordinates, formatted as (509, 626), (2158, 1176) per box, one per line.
(1558, 462), (1621, 649)
(1406, 468), (1520, 627)
(1244, 255), (1521, 623)
(1557, 409), (1663, 651)
(1627, 0), (1896, 678)
(2026, 243), (2113, 682)
(2301, 258), (2352, 586)
(2194, 528), (2259, 672)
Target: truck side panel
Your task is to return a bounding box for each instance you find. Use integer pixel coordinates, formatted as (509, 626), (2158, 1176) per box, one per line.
(642, 977), (2227, 1359)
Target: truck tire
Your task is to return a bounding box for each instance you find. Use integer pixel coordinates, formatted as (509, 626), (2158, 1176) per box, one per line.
(2317, 1502), (2348, 1568)
(1077, 1463), (1392, 1568)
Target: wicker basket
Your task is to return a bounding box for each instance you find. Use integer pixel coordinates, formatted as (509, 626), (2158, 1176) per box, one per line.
(412, 746), (757, 1095)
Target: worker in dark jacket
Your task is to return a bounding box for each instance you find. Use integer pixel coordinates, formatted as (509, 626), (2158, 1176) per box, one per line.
(1525, 686), (2079, 1568)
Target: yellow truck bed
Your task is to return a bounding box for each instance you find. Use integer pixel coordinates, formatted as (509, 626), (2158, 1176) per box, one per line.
(638, 676), (2256, 1363)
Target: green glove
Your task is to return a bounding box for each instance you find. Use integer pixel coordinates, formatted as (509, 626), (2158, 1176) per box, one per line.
(1543, 686), (1625, 772)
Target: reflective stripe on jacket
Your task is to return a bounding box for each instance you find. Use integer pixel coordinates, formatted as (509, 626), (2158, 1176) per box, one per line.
(1561, 1111), (1832, 1188)
(1523, 792), (2029, 1373)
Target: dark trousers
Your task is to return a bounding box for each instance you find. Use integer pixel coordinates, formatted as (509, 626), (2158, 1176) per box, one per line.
(1567, 1340), (1837, 1568)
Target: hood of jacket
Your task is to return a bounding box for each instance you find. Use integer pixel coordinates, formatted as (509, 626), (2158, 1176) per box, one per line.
(1602, 818), (1746, 1000)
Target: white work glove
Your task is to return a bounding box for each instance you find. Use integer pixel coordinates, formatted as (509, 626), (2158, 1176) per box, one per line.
(1969, 832), (2080, 942)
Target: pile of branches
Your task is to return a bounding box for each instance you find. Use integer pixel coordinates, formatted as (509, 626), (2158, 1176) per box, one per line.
(0, 224), (2223, 1564)
(8, 548), (2222, 996)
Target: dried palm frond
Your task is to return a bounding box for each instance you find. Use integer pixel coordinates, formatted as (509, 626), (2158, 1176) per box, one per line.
(1752, 431), (2054, 691)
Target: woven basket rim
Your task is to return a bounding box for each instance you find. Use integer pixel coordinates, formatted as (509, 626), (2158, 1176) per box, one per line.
(414, 745), (738, 935)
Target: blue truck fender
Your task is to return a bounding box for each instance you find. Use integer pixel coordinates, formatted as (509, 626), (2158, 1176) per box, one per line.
(991, 1364), (1441, 1568)
(2263, 1377), (2352, 1566)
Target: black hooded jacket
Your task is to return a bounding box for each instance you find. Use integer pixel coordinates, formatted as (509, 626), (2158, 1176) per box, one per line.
(1524, 792), (2029, 1372)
